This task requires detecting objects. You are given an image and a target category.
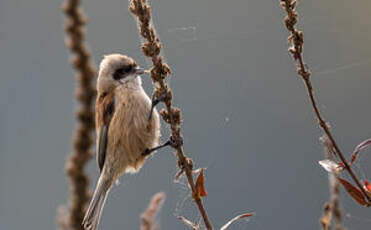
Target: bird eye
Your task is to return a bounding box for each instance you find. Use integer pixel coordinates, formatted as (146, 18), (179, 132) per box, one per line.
(122, 65), (133, 73)
(113, 65), (133, 80)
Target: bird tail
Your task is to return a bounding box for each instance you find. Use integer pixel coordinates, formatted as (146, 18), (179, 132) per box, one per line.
(82, 176), (110, 230)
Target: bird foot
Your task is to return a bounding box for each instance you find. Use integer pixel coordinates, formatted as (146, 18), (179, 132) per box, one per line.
(141, 136), (183, 157)
(148, 90), (169, 120)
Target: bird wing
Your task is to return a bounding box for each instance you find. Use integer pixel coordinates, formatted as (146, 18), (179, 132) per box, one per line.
(96, 92), (115, 173)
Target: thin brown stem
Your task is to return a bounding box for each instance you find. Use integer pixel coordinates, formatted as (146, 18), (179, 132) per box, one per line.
(280, 0), (371, 203)
(320, 135), (345, 230)
(129, 0), (213, 229)
(60, 0), (96, 229)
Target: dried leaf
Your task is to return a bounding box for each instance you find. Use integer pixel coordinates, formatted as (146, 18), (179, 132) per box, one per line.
(177, 216), (199, 230)
(337, 162), (345, 171)
(319, 159), (340, 174)
(350, 138), (371, 164)
(338, 178), (367, 206)
(363, 180), (371, 195)
(193, 168), (202, 175)
(220, 213), (254, 230)
(195, 168), (207, 198)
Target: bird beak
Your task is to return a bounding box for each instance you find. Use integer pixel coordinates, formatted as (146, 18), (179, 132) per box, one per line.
(134, 67), (145, 75)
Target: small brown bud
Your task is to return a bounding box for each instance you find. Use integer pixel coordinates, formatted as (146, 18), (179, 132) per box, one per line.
(142, 42), (161, 57)
(159, 107), (182, 124)
(160, 109), (171, 123)
(171, 107), (182, 125)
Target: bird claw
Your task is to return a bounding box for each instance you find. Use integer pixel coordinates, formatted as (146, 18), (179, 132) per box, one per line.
(148, 90), (169, 120)
(141, 136), (183, 157)
(169, 135), (183, 148)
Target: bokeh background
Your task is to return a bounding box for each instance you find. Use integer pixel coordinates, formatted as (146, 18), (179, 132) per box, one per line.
(1, 0), (371, 229)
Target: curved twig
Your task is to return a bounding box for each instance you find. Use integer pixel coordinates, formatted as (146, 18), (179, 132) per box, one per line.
(129, 1), (213, 229)
(279, 0), (370, 203)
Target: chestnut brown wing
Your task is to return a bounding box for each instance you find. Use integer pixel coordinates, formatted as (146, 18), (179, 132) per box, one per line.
(96, 92), (115, 173)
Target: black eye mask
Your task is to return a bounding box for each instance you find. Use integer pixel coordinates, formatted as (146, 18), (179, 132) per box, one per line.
(113, 65), (133, 80)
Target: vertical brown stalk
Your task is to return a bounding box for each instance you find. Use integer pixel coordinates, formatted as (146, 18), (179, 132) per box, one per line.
(320, 135), (345, 230)
(279, 0), (371, 203)
(60, 0), (96, 229)
(129, 0), (213, 229)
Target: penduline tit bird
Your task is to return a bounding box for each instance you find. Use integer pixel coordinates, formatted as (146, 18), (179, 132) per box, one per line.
(82, 54), (172, 230)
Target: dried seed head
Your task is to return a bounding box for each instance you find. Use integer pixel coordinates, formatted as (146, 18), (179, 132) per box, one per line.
(160, 109), (171, 123)
(171, 107), (182, 125)
(150, 62), (171, 81)
(142, 42), (161, 57)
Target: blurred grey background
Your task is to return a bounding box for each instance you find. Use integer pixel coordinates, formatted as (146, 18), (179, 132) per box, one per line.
(0, 0), (370, 229)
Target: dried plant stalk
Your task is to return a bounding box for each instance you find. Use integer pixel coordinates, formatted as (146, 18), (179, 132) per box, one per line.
(140, 192), (166, 230)
(129, 0), (213, 229)
(320, 135), (345, 230)
(61, 0), (96, 229)
(279, 0), (371, 203)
